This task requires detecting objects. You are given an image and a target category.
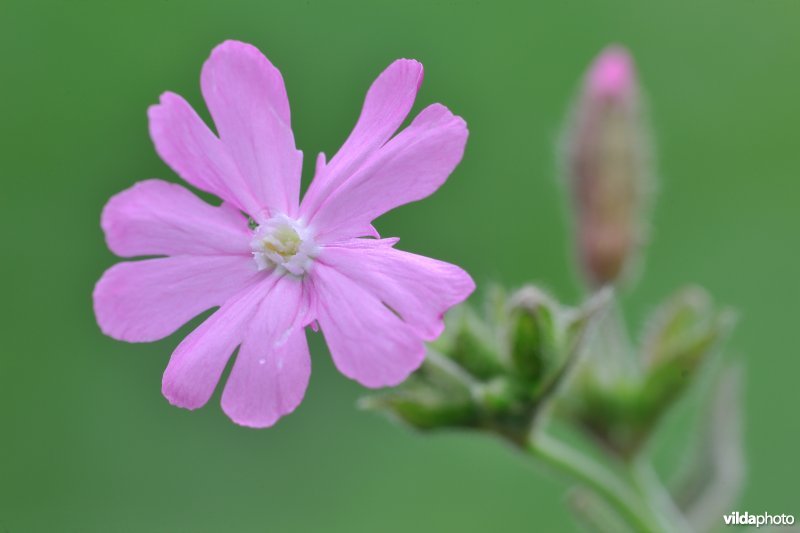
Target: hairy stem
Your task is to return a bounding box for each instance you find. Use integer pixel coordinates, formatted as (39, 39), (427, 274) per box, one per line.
(629, 459), (694, 533)
(525, 432), (662, 532)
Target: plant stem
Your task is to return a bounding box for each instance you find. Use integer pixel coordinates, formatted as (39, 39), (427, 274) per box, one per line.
(568, 487), (634, 533)
(525, 432), (662, 532)
(629, 459), (694, 533)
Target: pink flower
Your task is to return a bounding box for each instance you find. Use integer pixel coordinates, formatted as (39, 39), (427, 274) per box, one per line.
(93, 41), (474, 428)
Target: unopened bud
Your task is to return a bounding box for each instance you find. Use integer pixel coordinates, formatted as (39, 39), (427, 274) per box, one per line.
(563, 45), (652, 288)
(508, 287), (557, 384)
(642, 286), (733, 365)
(477, 377), (518, 413)
(360, 350), (478, 430)
(641, 287), (734, 406)
(562, 287), (732, 459)
(508, 286), (605, 399)
(440, 308), (506, 380)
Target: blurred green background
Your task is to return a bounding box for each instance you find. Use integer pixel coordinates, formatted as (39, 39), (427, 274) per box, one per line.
(1, 0), (798, 531)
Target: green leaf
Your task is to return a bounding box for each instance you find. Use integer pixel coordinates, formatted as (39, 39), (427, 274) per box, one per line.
(672, 365), (746, 533)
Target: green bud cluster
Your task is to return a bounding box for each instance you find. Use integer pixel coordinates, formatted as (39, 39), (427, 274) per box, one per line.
(363, 286), (604, 445)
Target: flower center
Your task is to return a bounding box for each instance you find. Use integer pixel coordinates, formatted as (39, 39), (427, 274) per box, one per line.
(250, 215), (318, 276)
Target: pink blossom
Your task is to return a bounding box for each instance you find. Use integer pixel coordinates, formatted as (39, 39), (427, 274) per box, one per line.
(585, 45), (635, 101)
(94, 41), (474, 428)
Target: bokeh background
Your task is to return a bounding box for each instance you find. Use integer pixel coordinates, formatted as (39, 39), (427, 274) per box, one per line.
(2, 1), (798, 531)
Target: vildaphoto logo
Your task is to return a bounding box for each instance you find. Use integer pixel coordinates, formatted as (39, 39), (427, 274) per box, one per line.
(723, 511), (795, 527)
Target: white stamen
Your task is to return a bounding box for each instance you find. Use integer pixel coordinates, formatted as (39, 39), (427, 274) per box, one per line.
(250, 215), (319, 277)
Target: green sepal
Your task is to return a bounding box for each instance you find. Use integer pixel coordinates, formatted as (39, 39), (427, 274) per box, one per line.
(360, 350), (479, 431)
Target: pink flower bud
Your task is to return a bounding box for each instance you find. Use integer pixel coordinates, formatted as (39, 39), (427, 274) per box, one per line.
(586, 46), (636, 101)
(563, 45), (652, 288)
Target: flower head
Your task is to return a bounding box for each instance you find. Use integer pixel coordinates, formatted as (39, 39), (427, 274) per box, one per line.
(562, 45), (652, 288)
(94, 40), (474, 428)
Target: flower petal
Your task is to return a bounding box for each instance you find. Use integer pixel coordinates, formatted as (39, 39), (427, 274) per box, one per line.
(161, 275), (277, 410)
(148, 92), (263, 216)
(93, 255), (260, 343)
(101, 179), (251, 257)
(221, 277), (311, 428)
(320, 240), (474, 340)
(301, 59), (423, 219)
(312, 262), (425, 388)
(306, 104), (468, 242)
(201, 40), (303, 218)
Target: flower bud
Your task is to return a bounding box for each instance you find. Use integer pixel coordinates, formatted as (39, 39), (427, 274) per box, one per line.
(508, 286), (558, 385)
(641, 287), (735, 408)
(431, 306), (506, 380)
(507, 286), (610, 406)
(360, 350), (479, 431)
(561, 287), (733, 459)
(477, 376), (519, 414)
(563, 45), (652, 288)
